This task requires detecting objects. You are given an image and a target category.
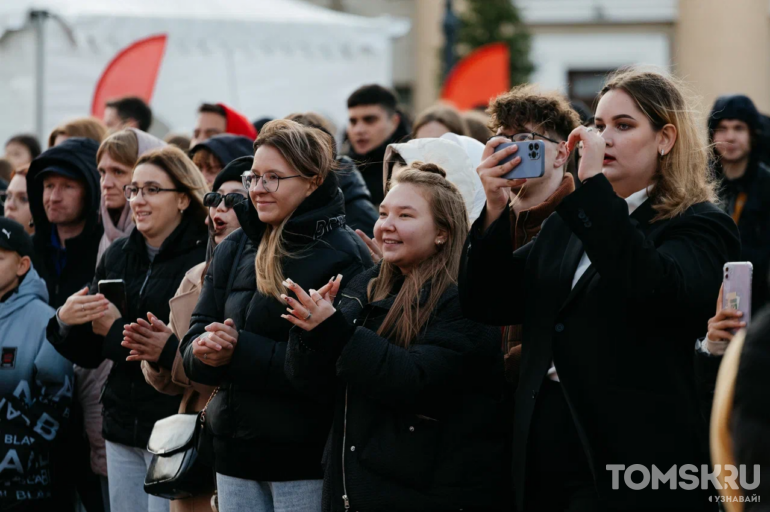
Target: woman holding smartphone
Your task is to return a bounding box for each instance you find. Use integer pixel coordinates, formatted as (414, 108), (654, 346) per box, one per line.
(49, 146), (208, 512)
(460, 68), (741, 511)
(285, 164), (509, 512)
(180, 120), (371, 512)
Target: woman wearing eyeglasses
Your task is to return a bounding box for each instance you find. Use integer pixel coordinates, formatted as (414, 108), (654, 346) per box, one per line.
(50, 146), (208, 512)
(138, 156), (250, 512)
(179, 120), (372, 512)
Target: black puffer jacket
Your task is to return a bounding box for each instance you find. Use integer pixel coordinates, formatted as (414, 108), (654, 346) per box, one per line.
(47, 216), (207, 447)
(27, 138), (104, 308)
(286, 265), (510, 511)
(181, 173), (372, 482)
(336, 156), (377, 237)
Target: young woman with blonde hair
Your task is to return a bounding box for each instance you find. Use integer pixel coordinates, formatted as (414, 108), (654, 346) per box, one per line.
(285, 163), (509, 511)
(461, 67), (741, 510)
(180, 120), (372, 512)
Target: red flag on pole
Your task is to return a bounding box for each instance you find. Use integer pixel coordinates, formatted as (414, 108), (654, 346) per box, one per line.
(91, 34), (168, 118)
(440, 42), (511, 111)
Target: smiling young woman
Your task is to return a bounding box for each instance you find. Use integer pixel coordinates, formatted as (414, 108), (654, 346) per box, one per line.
(179, 120), (372, 512)
(284, 163), (509, 512)
(49, 146), (209, 512)
(462, 67), (740, 511)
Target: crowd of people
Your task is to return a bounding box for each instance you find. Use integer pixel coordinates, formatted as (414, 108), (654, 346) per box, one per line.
(1, 66), (769, 512)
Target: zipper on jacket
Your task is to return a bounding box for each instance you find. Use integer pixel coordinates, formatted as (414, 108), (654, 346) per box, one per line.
(341, 385), (350, 510)
(139, 265), (153, 298)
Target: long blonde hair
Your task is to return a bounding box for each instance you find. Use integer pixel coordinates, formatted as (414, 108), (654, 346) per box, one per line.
(368, 163), (469, 347)
(600, 67), (717, 220)
(252, 119), (335, 302)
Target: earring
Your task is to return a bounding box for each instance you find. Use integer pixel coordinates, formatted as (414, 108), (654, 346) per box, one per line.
(436, 239), (444, 245)
(660, 149), (665, 156)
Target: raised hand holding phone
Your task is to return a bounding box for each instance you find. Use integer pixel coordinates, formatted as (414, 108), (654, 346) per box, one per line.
(478, 136), (527, 231)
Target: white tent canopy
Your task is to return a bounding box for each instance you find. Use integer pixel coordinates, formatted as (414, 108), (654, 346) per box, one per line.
(0, 0), (409, 146)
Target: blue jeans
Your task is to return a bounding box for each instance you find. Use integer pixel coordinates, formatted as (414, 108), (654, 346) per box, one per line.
(216, 473), (323, 512)
(105, 440), (169, 512)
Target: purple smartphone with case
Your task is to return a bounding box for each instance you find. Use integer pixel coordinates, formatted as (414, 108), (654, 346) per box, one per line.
(494, 140), (546, 180)
(723, 262), (753, 328)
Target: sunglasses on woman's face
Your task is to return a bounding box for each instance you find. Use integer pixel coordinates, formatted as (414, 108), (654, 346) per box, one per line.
(203, 192), (247, 209)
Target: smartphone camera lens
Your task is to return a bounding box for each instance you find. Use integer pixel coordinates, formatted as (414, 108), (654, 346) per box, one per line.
(530, 151), (537, 159)
(529, 143), (535, 150)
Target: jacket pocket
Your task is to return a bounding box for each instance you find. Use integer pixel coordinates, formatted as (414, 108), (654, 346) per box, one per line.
(358, 413), (441, 490)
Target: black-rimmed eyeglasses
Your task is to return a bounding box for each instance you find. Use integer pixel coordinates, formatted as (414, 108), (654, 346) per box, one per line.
(241, 171), (303, 193)
(488, 132), (561, 144)
(203, 192), (248, 209)
(123, 184), (182, 201)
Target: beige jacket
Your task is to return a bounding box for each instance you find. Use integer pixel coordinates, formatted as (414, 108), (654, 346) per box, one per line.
(141, 262), (215, 512)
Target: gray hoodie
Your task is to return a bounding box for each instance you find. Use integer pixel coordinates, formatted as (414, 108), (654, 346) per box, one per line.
(0, 265), (73, 505)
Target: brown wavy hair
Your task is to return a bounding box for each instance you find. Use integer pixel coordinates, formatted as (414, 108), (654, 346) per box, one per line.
(600, 67), (717, 220)
(367, 162), (469, 347)
(487, 84), (580, 141)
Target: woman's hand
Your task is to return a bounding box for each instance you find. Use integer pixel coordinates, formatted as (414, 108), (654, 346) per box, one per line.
(477, 137), (526, 231)
(566, 126), (606, 182)
(58, 287), (110, 326)
(123, 313), (173, 363)
(355, 230), (382, 264)
(705, 285), (745, 356)
(92, 301), (121, 337)
(281, 276), (341, 331)
(193, 319), (239, 367)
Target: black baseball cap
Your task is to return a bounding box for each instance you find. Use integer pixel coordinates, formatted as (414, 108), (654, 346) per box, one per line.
(0, 218), (33, 258)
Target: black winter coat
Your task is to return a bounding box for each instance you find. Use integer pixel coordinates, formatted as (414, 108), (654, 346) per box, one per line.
(716, 158), (770, 312)
(181, 174), (372, 482)
(27, 138), (104, 308)
(47, 216), (207, 448)
(460, 174), (740, 511)
(336, 156), (377, 237)
(286, 265), (510, 512)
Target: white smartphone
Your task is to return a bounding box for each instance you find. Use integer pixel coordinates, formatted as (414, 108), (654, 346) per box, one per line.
(723, 262), (753, 329)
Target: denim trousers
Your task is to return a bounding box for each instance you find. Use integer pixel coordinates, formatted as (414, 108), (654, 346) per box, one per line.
(216, 473), (323, 512)
(105, 440), (169, 512)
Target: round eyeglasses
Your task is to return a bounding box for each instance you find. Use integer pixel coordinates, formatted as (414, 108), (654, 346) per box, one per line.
(241, 171), (303, 193)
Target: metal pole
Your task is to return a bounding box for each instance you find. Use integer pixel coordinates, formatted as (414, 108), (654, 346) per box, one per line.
(442, 0), (459, 81)
(31, 10), (47, 144)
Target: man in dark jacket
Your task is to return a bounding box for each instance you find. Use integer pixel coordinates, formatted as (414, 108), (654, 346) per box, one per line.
(343, 85), (410, 206)
(189, 133), (254, 188)
(710, 94), (770, 312)
(26, 137), (103, 309)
